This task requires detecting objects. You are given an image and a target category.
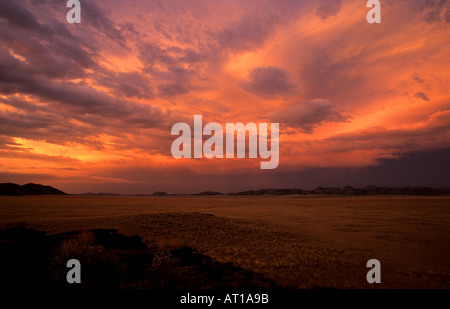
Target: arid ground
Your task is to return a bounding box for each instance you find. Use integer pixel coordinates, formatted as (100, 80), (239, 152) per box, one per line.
(0, 195), (449, 288)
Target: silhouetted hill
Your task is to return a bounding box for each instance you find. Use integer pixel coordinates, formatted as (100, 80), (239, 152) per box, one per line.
(231, 188), (308, 196)
(79, 192), (123, 196)
(151, 191), (169, 196)
(2, 182), (448, 197)
(193, 191), (223, 196)
(231, 186), (450, 196)
(0, 183), (67, 196)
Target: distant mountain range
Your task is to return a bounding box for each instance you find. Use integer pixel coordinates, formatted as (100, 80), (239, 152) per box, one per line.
(228, 186), (450, 196)
(1, 182), (449, 197)
(80, 186), (450, 196)
(0, 183), (67, 196)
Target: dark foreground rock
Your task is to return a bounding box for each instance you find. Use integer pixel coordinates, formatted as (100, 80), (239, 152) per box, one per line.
(0, 227), (278, 289)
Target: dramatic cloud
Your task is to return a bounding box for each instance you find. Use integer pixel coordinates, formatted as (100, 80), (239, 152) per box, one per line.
(420, 0), (450, 24)
(316, 0), (342, 20)
(1, 0), (449, 193)
(241, 66), (294, 98)
(218, 14), (278, 53)
(414, 92), (430, 101)
(270, 99), (349, 133)
(0, 1), (49, 31)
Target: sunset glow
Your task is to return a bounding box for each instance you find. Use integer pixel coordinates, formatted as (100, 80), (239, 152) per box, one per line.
(1, 0), (449, 193)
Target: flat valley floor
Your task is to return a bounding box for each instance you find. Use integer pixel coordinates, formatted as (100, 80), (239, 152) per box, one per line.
(0, 195), (449, 288)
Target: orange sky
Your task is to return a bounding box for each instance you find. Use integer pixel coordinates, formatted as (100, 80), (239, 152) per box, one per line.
(1, 0), (449, 193)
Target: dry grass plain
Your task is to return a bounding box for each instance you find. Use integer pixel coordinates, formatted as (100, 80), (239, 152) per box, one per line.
(0, 195), (449, 288)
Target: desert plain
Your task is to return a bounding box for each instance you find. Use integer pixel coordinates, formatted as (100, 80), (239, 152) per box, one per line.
(0, 195), (449, 289)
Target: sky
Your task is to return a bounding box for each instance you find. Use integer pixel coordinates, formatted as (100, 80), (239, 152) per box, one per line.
(0, 0), (449, 194)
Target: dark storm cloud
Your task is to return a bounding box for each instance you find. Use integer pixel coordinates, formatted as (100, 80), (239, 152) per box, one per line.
(138, 42), (204, 68)
(401, 0), (450, 24)
(242, 66), (294, 98)
(0, 57), (165, 127)
(218, 14), (277, 53)
(81, 0), (126, 47)
(137, 42), (202, 96)
(215, 0), (308, 54)
(0, 108), (94, 146)
(0, 19), (95, 80)
(270, 99), (350, 133)
(157, 83), (188, 97)
(414, 92), (430, 101)
(0, 111), (56, 131)
(0, 136), (21, 150)
(275, 147), (450, 190)
(152, 20), (173, 41)
(136, 0), (306, 68)
(316, 0), (342, 20)
(0, 0), (97, 70)
(0, 96), (88, 144)
(98, 71), (153, 99)
(298, 49), (373, 106)
(0, 0), (84, 44)
(30, 0), (128, 48)
(131, 0), (307, 97)
(423, 0), (450, 23)
(413, 73), (425, 84)
(0, 1), (170, 137)
(0, 0), (48, 31)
